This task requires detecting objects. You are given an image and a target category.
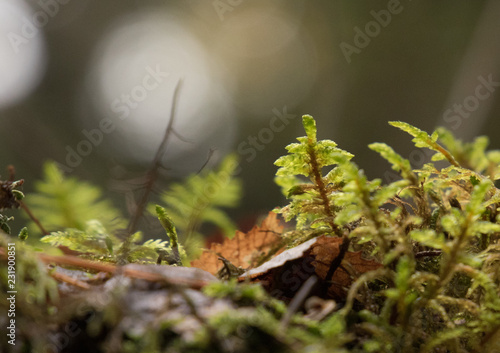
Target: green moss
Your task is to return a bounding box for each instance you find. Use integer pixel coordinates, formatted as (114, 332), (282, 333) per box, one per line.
(273, 115), (500, 352)
(2, 114), (500, 352)
(26, 161), (126, 233)
(150, 154), (242, 258)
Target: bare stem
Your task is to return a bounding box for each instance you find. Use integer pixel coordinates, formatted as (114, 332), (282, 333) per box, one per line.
(19, 201), (49, 235)
(119, 80), (183, 263)
(126, 80), (183, 236)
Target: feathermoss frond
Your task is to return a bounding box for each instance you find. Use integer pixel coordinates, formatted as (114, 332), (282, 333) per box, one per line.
(26, 161), (126, 233)
(274, 115), (500, 351)
(155, 205), (182, 265)
(40, 219), (173, 263)
(274, 115), (353, 237)
(151, 154), (242, 257)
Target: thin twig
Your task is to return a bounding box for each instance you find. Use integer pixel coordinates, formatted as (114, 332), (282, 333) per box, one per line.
(23, 251), (212, 290)
(7, 165), (16, 182)
(126, 79), (183, 236)
(415, 250), (442, 258)
(323, 233), (350, 297)
(196, 147), (217, 175)
(19, 201), (49, 235)
(280, 275), (318, 331)
(49, 270), (90, 290)
(171, 128), (192, 143)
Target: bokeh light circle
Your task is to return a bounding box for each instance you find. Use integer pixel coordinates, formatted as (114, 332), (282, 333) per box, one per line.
(0, 0), (47, 109)
(86, 10), (236, 175)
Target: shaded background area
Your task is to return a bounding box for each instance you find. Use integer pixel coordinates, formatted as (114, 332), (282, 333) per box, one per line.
(1, 0), (499, 234)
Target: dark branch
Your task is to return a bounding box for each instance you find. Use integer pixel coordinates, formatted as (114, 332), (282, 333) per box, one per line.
(126, 79), (183, 237)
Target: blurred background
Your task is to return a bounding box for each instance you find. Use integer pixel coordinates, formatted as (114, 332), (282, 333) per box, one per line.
(1, 0), (499, 233)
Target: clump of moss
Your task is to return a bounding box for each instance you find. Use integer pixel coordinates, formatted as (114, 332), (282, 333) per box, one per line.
(273, 115), (500, 352)
(1, 114), (500, 353)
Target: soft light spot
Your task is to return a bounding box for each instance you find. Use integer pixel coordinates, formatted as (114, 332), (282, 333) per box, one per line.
(0, 0), (47, 109)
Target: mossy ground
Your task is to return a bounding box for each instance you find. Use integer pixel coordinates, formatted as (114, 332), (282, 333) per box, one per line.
(1, 116), (500, 352)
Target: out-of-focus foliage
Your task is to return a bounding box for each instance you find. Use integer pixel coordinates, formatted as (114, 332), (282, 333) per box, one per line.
(40, 219), (172, 264)
(151, 154), (242, 256)
(26, 162), (126, 233)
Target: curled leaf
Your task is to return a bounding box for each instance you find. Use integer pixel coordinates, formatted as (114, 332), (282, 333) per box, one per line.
(190, 212), (283, 275)
(239, 235), (382, 301)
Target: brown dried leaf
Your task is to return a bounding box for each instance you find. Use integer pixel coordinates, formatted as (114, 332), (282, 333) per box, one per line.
(239, 235), (382, 301)
(190, 212), (283, 275)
